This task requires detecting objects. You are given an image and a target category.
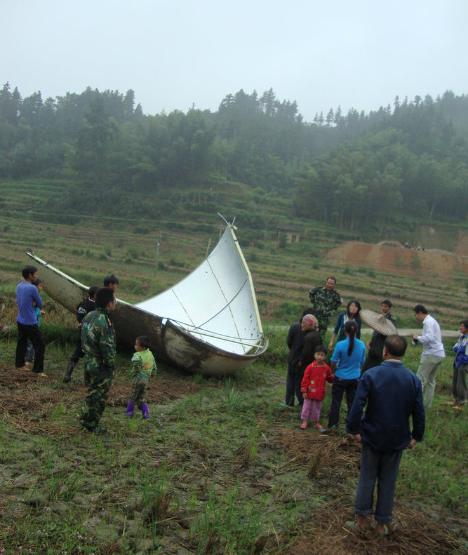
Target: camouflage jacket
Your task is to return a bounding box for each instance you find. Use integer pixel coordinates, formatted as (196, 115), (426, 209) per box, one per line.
(308, 287), (342, 317)
(81, 308), (116, 369)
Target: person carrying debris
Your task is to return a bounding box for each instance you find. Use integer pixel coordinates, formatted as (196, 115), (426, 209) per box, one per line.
(63, 286), (99, 384)
(126, 336), (156, 419)
(361, 299), (395, 372)
(80, 288), (117, 433)
(361, 300), (396, 372)
(346, 335), (425, 535)
(308, 276), (341, 342)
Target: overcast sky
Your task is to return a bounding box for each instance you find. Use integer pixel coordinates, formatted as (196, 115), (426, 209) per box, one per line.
(2, 0), (468, 121)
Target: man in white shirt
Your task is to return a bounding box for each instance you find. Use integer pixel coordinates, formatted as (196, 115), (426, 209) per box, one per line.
(413, 305), (445, 408)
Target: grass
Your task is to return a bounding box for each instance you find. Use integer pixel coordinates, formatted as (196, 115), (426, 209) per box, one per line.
(0, 178), (467, 552)
(0, 329), (466, 554)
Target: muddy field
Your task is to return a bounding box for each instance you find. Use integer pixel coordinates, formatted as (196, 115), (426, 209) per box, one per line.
(0, 335), (466, 554)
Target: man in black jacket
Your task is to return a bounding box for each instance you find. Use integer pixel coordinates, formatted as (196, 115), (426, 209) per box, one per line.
(63, 286), (99, 383)
(285, 318), (304, 407)
(346, 335), (425, 535)
(285, 313), (321, 407)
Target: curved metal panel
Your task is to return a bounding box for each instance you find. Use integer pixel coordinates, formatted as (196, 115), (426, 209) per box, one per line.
(26, 224), (267, 375)
(136, 226), (264, 354)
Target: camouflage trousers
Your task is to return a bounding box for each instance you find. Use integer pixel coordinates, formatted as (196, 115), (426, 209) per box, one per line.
(130, 381), (148, 408)
(80, 362), (114, 431)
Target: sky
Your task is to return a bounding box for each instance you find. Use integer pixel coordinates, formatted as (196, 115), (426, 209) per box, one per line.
(1, 0), (468, 121)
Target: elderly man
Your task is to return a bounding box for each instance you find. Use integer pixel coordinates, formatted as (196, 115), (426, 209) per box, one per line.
(413, 305), (445, 408)
(347, 335), (425, 535)
(309, 276), (341, 341)
(285, 314), (321, 407)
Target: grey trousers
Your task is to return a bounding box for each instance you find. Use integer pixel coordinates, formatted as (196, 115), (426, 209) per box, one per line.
(453, 364), (468, 404)
(417, 355), (444, 408)
(355, 443), (403, 524)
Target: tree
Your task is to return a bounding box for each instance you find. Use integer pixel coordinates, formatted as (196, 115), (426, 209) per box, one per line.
(74, 97), (117, 185)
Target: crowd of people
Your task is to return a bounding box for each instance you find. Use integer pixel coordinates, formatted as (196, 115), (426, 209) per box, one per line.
(14, 265), (155, 435)
(285, 275), (467, 533)
(11, 267), (468, 534)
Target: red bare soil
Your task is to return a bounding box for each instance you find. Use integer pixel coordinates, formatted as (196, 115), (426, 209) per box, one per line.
(326, 241), (468, 277)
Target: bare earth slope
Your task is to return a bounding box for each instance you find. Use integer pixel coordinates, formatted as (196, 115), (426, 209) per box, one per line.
(326, 240), (468, 278)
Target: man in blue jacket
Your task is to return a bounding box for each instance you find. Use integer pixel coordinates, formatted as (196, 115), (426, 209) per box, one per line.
(346, 335), (425, 535)
(15, 265), (46, 376)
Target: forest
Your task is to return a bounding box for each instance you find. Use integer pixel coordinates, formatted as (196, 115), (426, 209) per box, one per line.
(1, 82), (468, 229)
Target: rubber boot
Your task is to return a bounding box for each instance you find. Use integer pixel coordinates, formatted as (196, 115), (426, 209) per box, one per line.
(63, 360), (76, 383)
(141, 403), (150, 420)
(126, 401), (135, 417)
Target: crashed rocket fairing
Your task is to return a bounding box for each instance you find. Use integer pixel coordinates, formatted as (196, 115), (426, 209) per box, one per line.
(27, 224), (268, 375)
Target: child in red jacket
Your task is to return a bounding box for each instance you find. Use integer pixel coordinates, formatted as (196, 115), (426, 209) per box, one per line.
(300, 345), (334, 431)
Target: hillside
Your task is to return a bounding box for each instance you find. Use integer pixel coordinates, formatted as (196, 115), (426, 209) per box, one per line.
(1, 179), (466, 331)
(1, 84), (468, 235)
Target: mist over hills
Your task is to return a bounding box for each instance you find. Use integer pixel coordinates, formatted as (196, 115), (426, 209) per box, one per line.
(1, 83), (467, 232)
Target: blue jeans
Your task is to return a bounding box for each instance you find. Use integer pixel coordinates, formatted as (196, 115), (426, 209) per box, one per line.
(355, 443), (402, 524)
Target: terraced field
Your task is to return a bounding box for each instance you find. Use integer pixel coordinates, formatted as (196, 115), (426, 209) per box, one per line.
(1, 179), (466, 330)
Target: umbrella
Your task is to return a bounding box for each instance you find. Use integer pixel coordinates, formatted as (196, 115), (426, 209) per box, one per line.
(360, 309), (398, 336)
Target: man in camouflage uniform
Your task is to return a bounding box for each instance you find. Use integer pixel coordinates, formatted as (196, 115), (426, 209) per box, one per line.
(80, 288), (117, 433)
(309, 276), (342, 341)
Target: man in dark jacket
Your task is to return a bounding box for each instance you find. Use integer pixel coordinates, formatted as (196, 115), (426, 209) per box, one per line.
(285, 318), (304, 406)
(63, 286), (99, 383)
(285, 313), (321, 406)
(346, 335), (425, 534)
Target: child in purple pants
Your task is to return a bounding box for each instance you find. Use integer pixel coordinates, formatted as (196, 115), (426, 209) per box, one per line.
(300, 346), (334, 432)
(126, 336), (156, 419)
